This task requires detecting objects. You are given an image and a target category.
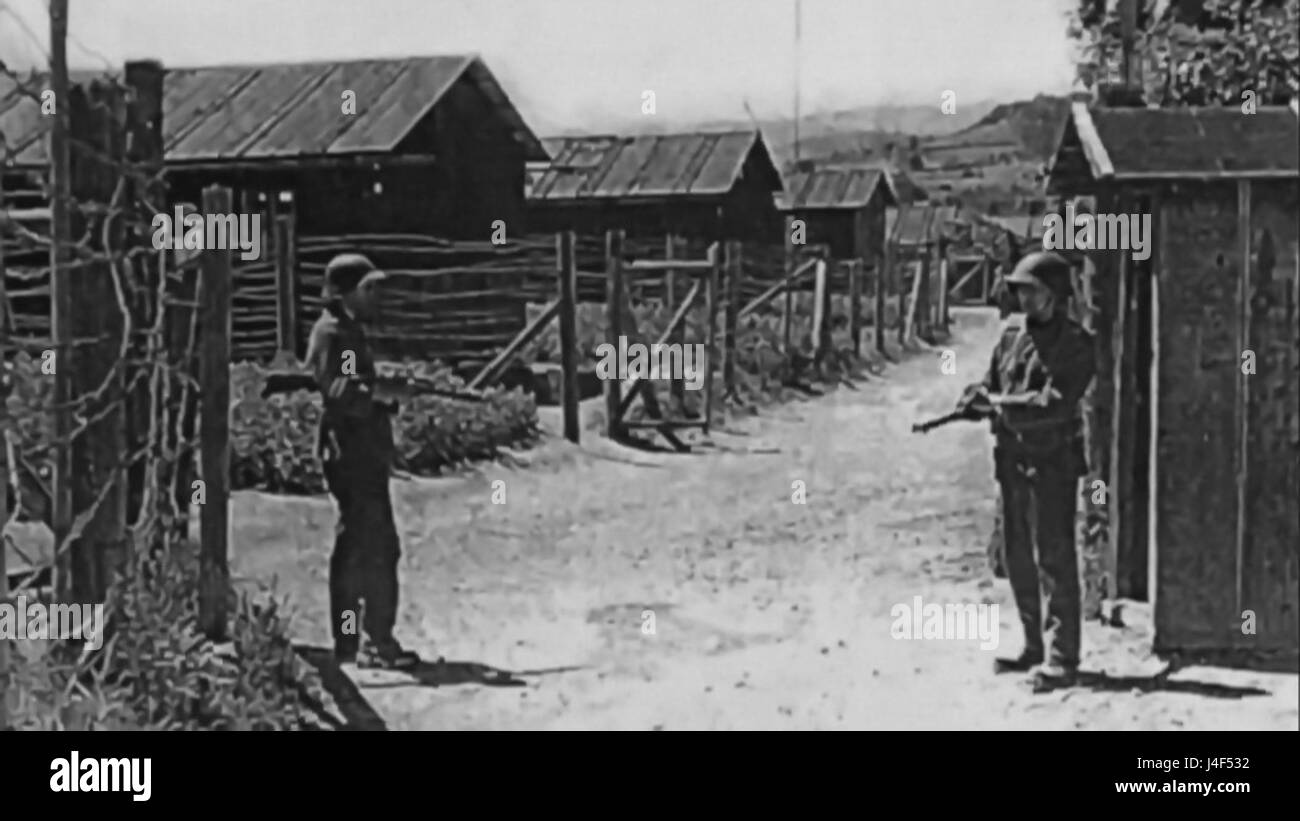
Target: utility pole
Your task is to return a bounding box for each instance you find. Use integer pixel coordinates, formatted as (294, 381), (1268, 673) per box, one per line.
(1119, 0), (1142, 101)
(793, 0), (801, 165)
(49, 0), (74, 602)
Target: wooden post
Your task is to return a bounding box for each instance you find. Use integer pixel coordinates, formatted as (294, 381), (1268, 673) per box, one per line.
(937, 238), (950, 333)
(274, 213), (298, 361)
(848, 259), (862, 356)
(604, 230), (624, 440)
(198, 185), (233, 640)
(67, 80), (129, 604)
(665, 234), (684, 409)
(703, 243), (719, 434)
(896, 250), (907, 347)
(0, 161), (10, 730)
(782, 216), (794, 356)
(1235, 180), (1251, 616)
(49, 0), (75, 602)
(810, 256), (829, 366)
(556, 231), (579, 444)
(919, 243), (932, 340)
(723, 240), (741, 398)
(874, 252), (886, 355)
(124, 60), (179, 550)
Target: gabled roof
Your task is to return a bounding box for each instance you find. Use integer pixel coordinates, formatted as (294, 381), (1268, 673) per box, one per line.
(527, 130), (782, 202)
(0, 55), (547, 167)
(1048, 102), (1299, 190)
(775, 165), (897, 211)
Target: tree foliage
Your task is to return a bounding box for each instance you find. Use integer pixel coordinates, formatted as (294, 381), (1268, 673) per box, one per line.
(1067, 0), (1299, 106)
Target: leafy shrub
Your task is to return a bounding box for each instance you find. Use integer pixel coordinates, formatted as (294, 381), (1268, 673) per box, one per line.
(231, 361), (540, 495)
(8, 545), (332, 730)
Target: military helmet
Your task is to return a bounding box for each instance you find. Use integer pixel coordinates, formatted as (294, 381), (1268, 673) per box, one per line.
(325, 253), (385, 295)
(1004, 251), (1073, 299)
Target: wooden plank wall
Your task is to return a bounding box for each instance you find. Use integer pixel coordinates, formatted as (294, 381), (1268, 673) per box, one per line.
(1243, 180), (1300, 653)
(1153, 182), (1246, 653)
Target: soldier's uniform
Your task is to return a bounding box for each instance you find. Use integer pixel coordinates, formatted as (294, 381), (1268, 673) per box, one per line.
(977, 252), (1095, 687)
(306, 254), (416, 668)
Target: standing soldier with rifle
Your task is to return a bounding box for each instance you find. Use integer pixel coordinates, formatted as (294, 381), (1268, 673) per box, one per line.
(302, 253), (423, 669)
(949, 251), (1095, 692)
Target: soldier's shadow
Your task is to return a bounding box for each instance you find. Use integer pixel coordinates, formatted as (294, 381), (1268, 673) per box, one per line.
(295, 645), (585, 730)
(1066, 669), (1272, 698)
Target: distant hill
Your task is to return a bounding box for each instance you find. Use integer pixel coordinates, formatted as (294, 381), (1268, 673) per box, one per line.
(959, 94), (1072, 162)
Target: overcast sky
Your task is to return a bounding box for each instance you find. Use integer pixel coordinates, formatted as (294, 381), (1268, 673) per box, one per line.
(1, 0), (1078, 131)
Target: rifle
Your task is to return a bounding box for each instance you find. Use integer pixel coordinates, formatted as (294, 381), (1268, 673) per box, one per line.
(911, 407), (988, 434)
(911, 383), (1062, 434)
(260, 371), (489, 403)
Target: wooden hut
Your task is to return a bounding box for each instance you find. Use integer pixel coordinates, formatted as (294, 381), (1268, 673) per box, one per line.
(1047, 102), (1299, 659)
(774, 163), (897, 262)
(2, 55), (547, 363)
(2, 56), (547, 238)
(525, 130), (784, 242)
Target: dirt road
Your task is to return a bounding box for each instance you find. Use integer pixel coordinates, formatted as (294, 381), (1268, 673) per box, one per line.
(233, 308), (1299, 730)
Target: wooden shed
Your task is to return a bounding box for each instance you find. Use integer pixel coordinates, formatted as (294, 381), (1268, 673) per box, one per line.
(774, 163), (897, 261)
(525, 130), (784, 242)
(1048, 102), (1299, 659)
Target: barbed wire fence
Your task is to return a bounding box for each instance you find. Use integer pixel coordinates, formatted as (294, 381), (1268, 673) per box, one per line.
(2, 45), (215, 727)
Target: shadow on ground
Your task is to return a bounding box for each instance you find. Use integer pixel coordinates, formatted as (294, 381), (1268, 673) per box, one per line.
(295, 644), (586, 729)
(1059, 669), (1273, 699)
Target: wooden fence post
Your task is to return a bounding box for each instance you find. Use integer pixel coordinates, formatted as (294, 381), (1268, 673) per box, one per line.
(604, 230), (624, 441)
(49, 0), (74, 602)
(937, 238), (950, 333)
(812, 257), (829, 365)
(274, 213), (298, 361)
(874, 251), (886, 355)
(848, 259), (862, 356)
(198, 185), (233, 640)
(703, 242), (719, 435)
(921, 243), (934, 340)
(665, 234), (684, 409)
(896, 249), (907, 348)
(782, 216), (794, 357)
(0, 161), (10, 730)
(557, 231), (579, 443)
(723, 240), (741, 398)
(67, 80), (129, 604)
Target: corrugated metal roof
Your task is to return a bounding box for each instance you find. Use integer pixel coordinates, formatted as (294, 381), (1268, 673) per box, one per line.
(527, 130), (781, 202)
(887, 203), (962, 244)
(0, 56), (546, 167)
(1066, 105), (1298, 179)
(775, 166), (897, 211)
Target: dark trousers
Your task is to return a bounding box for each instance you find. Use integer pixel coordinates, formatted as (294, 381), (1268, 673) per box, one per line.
(996, 446), (1081, 668)
(323, 460), (401, 651)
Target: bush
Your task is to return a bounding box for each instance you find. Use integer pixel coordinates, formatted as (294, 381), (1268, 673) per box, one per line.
(6, 353), (540, 498)
(230, 361), (540, 494)
(8, 546), (331, 730)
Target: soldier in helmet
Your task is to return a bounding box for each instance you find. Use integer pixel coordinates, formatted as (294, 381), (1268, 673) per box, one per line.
(305, 253), (421, 670)
(955, 251), (1096, 691)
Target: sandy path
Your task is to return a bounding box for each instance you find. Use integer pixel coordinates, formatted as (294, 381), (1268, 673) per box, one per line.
(232, 308), (1298, 731)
